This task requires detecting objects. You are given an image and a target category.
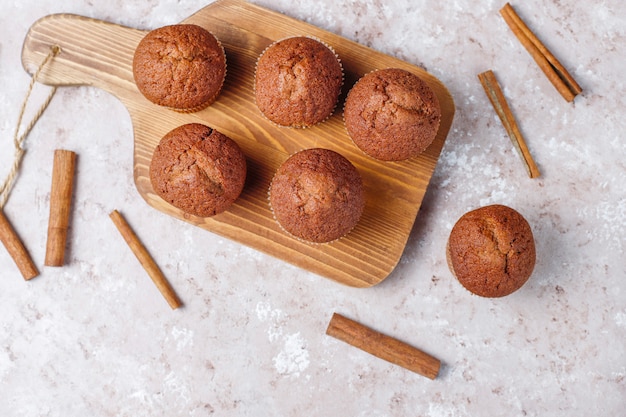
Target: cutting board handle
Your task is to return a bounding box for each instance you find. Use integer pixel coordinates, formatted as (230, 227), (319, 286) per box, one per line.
(21, 13), (145, 99)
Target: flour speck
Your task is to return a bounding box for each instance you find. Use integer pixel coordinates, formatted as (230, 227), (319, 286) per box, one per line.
(273, 332), (310, 377)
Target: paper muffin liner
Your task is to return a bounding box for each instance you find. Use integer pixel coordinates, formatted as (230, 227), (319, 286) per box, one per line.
(253, 35), (344, 128)
(445, 238), (457, 279)
(167, 30), (227, 114)
(267, 148), (363, 245)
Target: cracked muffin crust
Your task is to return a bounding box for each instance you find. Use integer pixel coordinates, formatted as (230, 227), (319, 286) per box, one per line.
(149, 123), (246, 217)
(269, 148), (364, 243)
(447, 204), (536, 298)
(133, 24), (226, 112)
(343, 68), (441, 161)
(254, 36), (343, 127)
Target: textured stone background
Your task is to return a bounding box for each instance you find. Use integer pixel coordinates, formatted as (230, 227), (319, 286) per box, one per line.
(1, 1), (624, 415)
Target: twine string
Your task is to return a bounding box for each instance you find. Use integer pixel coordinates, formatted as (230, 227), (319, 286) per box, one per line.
(0, 45), (61, 209)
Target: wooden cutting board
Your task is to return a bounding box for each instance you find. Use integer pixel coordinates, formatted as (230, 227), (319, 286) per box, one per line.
(21, 0), (455, 287)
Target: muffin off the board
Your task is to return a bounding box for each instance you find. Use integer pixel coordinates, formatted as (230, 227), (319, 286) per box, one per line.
(344, 68), (441, 161)
(133, 24), (226, 112)
(447, 204), (536, 298)
(254, 36), (343, 127)
(149, 123), (246, 217)
(269, 148), (365, 243)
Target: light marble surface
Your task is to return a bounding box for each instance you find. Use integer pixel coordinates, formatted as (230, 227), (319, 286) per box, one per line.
(1, 0), (625, 415)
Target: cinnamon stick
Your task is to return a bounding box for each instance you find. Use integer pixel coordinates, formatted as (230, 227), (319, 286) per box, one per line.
(478, 70), (541, 178)
(45, 149), (77, 266)
(109, 210), (181, 310)
(0, 209), (39, 280)
(500, 3), (582, 102)
(326, 312), (441, 379)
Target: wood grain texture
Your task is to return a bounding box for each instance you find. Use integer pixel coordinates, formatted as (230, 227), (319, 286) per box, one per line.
(21, 0), (455, 287)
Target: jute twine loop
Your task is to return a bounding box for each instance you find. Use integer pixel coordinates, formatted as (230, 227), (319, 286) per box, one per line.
(0, 45), (61, 209)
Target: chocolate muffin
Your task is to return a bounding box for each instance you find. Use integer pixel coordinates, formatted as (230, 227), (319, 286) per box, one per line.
(149, 123), (246, 217)
(133, 24), (226, 112)
(447, 204), (536, 298)
(269, 148), (364, 243)
(343, 68), (441, 161)
(254, 36), (343, 127)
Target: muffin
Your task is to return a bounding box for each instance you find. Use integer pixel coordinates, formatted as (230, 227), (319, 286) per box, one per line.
(149, 123), (246, 217)
(254, 36), (343, 127)
(447, 204), (536, 298)
(343, 68), (441, 161)
(269, 148), (365, 243)
(133, 24), (226, 112)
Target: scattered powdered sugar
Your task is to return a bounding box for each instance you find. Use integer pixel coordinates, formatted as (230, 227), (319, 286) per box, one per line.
(615, 311), (626, 329)
(273, 332), (310, 377)
(130, 371), (191, 411)
(577, 197), (626, 253)
(255, 301), (282, 322)
(428, 402), (470, 417)
(162, 371), (191, 408)
(256, 302), (310, 377)
(169, 326), (194, 352)
(256, 301), (285, 342)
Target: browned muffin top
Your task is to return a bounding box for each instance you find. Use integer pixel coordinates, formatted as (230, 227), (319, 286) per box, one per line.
(269, 148), (364, 243)
(255, 37), (343, 127)
(133, 24), (226, 112)
(149, 123), (246, 217)
(343, 68), (441, 161)
(447, 204), (536, 298)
